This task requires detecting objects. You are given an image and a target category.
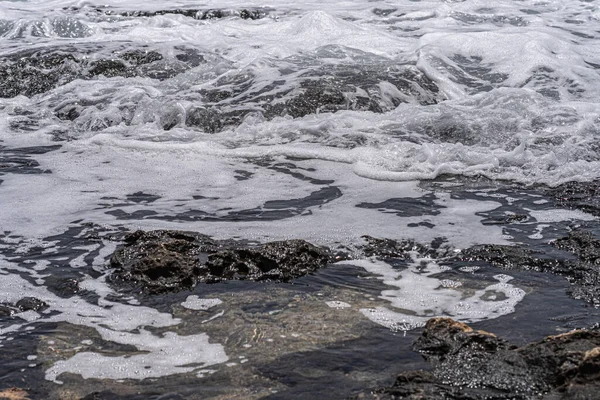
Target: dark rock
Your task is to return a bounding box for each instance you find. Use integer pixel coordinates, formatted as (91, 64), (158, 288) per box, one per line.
(199, 9), (227, 20)
(109, 230), (332, 294)
(120, 49), (163, 65)
(458, 243), (556, 271)
(15, 297), (48, 312)
(110, 230), (214, 294)
(117, 8), (268, 20)
(547, 180), (600, 217)
(206, 240), (331, 282)
(355, 318), (600, 400)
(185, 107), (224, 133)
(120, 9), (201, 19)
(553, 231), (600, 264)
(239, 9), (266, 20)
(0, 51), (78, 98)
(361, 235), (452, 261)
(0, 305), (14, 317)
(278, 81), (347, 118)
(44, 276), (80, 298)
(87, 59), (129, 77)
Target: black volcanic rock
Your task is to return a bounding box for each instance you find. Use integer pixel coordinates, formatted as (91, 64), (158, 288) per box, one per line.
(360, 235), (451, 260)
(109, 230), (216, 294)
(0, 305), (14, 317)
(355, 318), (600, 400)
(16, 297), (48, 312)
(548, 180), (600, 217)
(109, 230), (333, 294)
(206, 240), (332, 281)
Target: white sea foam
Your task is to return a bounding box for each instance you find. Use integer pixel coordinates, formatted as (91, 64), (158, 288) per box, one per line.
(0, 260), (228, 383)
(527, 209), (597, 223)
(0, 140), (508, 248)
(45, 329), (228, 383)
(182, 296), (223, 311)
(325, 301), (351, 309)
(355, 257), (526, 331)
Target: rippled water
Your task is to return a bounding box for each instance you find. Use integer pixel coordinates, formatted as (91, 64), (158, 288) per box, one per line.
(1, 0), (600, 398)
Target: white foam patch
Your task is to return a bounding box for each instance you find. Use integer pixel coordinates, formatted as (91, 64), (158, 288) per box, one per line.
(528, 224), (550, 240)
(182, 296), (223, 311)
(45, 329), (228, 383)
(325, 301), (351, 309)
(528, 208), (597, 223)
(354, 257), (526, 331)
(0, 260), (228, 383)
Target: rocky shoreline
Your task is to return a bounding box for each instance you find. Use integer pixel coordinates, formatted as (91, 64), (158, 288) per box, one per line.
(1, 180), (600, 399)
(101, 227), (600, 399)
(354, 318), (600, 400)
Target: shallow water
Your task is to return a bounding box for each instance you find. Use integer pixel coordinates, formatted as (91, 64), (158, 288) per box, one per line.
(1, 0), (600, 398)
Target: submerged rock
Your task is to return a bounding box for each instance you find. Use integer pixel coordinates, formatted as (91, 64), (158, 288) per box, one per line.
(16, 297), (48, 312)
(553, 230), (600, 264)
(0, 46), (192, 98)
(357, 318), (600, 400)
(109, 230), (333, 294)
(191, 51), (442, 132)
(0, 297), (48, 316)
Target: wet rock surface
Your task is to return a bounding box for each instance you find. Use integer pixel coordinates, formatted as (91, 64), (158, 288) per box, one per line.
(0, 297), (48, 316)
(114, 8), (269, 20)
(548, 180), (600, 217)
(356, 318), (600, 400)
(2, 44), (441, 134)
(191, 58), (441, 133)
(361, 235), (451, 261)
(16, 297), (49, 312)
(109, 230), (334, 294)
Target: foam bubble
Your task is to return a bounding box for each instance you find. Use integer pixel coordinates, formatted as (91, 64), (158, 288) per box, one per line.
(45, 329), (228, 383)
(181, 296), (223, 311)
(325, 301), (351, 309)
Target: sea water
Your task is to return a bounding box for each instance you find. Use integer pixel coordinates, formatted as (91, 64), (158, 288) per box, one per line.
(1, 0), (600, 396)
